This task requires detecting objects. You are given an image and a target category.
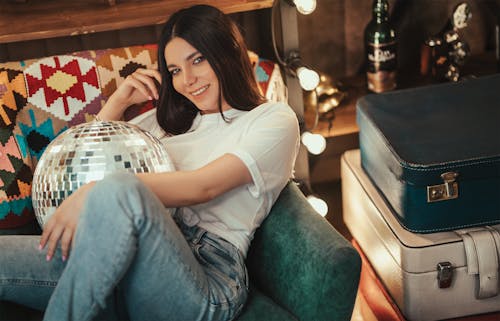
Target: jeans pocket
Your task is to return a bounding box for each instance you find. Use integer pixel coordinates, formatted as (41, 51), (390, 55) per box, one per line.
(193, 236), (247, 306)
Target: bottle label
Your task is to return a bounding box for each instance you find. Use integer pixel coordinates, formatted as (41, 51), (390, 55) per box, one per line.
(366, 41), (397, 92)
(367, 41), (397, 67)
(367, 70), (396, 93)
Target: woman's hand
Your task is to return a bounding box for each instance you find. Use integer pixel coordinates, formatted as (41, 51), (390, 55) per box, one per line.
(99, 68), (162, 121)
(114, 68), (162, 106)
(39, 181), (96, 262)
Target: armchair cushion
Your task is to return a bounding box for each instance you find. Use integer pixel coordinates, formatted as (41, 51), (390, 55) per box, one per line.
(237, 286), (298, 321)
(241, 182), (361, 321)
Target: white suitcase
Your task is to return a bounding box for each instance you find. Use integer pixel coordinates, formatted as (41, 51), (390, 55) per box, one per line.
(341, 149), (500, 321)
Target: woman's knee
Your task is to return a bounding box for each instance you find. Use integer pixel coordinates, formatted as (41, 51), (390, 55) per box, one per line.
(81, 171), (174, 238)
(87, 172), (161, 220)
(92, 172), (144, 201)
(75, 173), (148, 240)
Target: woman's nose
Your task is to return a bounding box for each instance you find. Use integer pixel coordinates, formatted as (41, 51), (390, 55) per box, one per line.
(183, 68), (196, 86)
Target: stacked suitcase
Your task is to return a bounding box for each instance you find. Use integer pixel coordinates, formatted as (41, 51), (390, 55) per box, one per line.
(342, 74), (500, 321)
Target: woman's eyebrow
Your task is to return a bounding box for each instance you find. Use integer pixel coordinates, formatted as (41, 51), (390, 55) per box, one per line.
(167, 51), (200, 69)
(186, 51), (200, 61)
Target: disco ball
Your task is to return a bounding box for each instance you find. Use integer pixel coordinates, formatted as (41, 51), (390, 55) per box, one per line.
(32, 120), (175, 228)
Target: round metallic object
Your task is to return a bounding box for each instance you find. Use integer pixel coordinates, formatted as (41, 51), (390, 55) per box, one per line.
(32, 120), (175, 228)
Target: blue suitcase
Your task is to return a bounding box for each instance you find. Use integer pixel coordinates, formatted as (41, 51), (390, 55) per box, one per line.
(357, 74), (500, 233)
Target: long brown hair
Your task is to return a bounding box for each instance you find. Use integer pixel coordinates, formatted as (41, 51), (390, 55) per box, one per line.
(156, 4), (266, 135)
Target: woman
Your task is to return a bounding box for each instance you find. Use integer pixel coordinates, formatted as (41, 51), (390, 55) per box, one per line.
(0, 4), (299, 321)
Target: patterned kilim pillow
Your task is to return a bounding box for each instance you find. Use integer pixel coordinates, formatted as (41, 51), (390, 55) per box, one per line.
(0, 62), (33, 229)
(0, 44), (285, 231)
(0, 45), (158, 231)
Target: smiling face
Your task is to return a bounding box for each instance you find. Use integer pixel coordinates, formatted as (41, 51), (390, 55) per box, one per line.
(165, 37), (230, 114)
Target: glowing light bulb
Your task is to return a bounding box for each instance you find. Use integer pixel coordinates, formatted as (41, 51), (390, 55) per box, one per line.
(307, 195), (328, 216)
(293, 0), (317, 15)
(297, 66), (320, 91)
(301, 131), (326, 155)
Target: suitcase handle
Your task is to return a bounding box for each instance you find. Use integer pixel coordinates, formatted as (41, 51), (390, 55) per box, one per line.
(457, 227), (500, 299)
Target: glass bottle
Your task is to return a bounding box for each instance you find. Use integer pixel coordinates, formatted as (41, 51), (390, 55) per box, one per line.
(364, 0), (397, 93)
(424, 2), (472, 81)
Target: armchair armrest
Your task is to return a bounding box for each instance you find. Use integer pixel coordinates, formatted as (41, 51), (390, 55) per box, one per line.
(246, 182), (361, 321)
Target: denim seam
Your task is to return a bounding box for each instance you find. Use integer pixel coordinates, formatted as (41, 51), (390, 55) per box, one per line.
(0, 279), (57, 287)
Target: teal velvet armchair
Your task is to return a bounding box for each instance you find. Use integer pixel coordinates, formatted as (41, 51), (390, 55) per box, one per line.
(1, 181), (361, 321)
(237, 181), (361, 321)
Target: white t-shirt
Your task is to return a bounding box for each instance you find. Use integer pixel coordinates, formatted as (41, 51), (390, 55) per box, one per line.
(129, 101), (300, 256)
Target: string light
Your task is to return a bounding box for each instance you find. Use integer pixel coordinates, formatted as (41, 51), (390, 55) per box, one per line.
(291, 0), (317, 15)
(295, 180), (329, 217)
(277, 0), (327, 217)
(301, 131), (326, 155)
(306, 195), (328, 217)
(296, 66), (320, 91)
(271, 2), (320, 91)
(272, 0), (325, 156)
(285, 50), (320, 91)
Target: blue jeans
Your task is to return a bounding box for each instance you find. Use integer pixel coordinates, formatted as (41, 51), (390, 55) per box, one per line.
(0, 173), (248, 321)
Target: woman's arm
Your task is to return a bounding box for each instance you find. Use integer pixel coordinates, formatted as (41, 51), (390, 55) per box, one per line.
(137, 153), (252, 207)
(98, 68), (162, 121)
(39, 153), (252, 260)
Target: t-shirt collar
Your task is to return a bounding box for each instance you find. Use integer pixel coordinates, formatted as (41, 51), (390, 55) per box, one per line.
(188, 108), (243, 132)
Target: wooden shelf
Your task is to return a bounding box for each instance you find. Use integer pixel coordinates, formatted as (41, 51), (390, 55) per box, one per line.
(0, 0), (273, 43)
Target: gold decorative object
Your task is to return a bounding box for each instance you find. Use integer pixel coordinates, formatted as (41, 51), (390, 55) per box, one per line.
(303, 72), (346, 131)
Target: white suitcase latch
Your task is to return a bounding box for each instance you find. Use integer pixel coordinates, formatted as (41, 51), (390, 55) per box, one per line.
(437, 261), (454, 288)
(457, 227), (500, 299)
(427, 171), (459, 202)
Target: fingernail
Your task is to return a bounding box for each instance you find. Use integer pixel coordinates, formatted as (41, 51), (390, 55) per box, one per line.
(148, 96), (153, 100)
(62, 256), (67, 262)
(46, 255), (52, 261)
(38, 244), (43, 251)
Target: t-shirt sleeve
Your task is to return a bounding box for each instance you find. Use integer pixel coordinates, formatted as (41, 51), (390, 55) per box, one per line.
(230, 102), (300, 200)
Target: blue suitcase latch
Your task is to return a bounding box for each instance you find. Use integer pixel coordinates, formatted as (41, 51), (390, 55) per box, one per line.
(427, 171), (459, 202)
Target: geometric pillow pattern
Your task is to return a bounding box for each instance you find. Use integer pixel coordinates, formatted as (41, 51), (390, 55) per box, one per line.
(0, 44), (282, 230)
(0, 45), (157, 229)
(255, 57), (288, 103)
(0, 62), (34, 229)
(25, 55), (101, 122)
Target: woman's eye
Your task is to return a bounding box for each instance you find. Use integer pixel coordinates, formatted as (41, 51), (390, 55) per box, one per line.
(193, 56), (205, 65)
(169, 68), (180, 76)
